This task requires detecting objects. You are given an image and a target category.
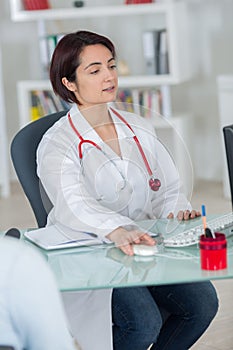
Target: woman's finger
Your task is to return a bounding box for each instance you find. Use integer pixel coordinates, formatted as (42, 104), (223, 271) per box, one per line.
(139, 233), (155, 245)
(183, 210), (190, 220)
(167, 212), (174, 219)
(177, 210), (184, 221)
(119, 243), (134, 256)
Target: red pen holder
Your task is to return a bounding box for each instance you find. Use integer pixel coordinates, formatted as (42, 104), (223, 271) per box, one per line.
(199, 232), (227, 270)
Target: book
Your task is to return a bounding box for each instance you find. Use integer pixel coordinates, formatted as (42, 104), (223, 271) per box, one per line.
(125, 0), (154, 4)
(116, 89), (134, 112)
(30, 90), (44, 121)
(157, 29), (169, 74)
(151, 89), (162, 116)
(112, 88), (162, 118)
(142, 30), (159, 75)
(46, 90), (63, 112)
(39, 33), (65, 78)
(142, 29), (169, 75)
(23, 0), (50, 11)
(24, 225), (105, 251)
(160, 85), (171, 117)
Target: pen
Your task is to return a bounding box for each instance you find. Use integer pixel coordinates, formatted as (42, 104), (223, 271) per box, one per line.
(201, 205), (207, 232)
(56, 239), (88, 246)
(201, 205), (216, 238)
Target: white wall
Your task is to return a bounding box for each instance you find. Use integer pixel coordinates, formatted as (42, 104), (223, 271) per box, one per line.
(1, 0), (233, 186)
(172, 0), (233, 184)
(0, 1), (40, 180)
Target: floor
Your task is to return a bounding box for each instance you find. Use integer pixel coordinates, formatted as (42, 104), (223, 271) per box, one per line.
(1, 179), (233, 350)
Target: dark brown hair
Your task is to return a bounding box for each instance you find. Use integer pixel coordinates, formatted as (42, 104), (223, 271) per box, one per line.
(50, 30), (116, 104)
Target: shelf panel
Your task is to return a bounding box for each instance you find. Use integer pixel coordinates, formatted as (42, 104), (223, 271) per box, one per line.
(10, 3), (172, 22)
(17, 73), (180, 92)
(119, 74), (182, 87)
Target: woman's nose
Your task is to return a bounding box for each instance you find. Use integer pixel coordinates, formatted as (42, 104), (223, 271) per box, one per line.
(103, 67), (115, 81)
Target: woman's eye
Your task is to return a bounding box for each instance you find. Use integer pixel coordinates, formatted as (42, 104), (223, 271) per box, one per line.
(90, 69), (99, 75)
(110, 64), (117, 70)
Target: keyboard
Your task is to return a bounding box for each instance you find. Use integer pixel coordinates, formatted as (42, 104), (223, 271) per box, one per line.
(138, 212), (233, 248)
(163, 212), (233, 247)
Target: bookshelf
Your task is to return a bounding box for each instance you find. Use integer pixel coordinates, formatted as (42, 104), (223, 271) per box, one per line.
(0, 48), (10, 197)
(10, 0), (192, 88)
(17, 80), (167, 127)
(10, 0), (192, 123)
(10, 0), (193, 194)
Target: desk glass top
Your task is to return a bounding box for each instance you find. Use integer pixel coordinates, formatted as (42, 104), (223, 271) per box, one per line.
(21, 217), (233, 292)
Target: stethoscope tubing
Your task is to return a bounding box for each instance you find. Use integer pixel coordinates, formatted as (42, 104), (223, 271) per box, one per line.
(109, 107), (153, 177)
(68, 113), (101, 158)
(68, 107), (161, 191)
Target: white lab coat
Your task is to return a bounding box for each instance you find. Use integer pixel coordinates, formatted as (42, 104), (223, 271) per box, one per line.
(37, 104), (191, 349)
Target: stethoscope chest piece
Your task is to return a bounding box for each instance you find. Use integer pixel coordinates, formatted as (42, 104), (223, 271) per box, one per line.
(149, 177), (161, 191)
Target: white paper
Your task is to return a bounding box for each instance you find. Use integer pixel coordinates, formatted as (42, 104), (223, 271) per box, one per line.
(24, 225), (104, 250)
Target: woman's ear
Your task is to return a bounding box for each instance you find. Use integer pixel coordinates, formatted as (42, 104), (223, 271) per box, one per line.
(62, 77), (77, 92)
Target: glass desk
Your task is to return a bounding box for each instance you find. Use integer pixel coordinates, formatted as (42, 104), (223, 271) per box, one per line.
(21, 217), (233, 292)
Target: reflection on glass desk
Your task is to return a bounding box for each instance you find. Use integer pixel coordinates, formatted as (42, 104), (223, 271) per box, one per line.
(21, 216), (233, 292)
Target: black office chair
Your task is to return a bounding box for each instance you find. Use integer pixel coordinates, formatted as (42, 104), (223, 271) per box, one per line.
(11, 110), (68, 228)
(223, 124), (233, 208)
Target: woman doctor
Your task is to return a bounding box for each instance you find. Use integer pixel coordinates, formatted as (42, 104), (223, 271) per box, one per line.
(37, 30), (218, 350)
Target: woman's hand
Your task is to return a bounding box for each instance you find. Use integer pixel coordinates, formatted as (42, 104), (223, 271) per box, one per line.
(106, 227), (155, 256)
(167, 209), (201, 221)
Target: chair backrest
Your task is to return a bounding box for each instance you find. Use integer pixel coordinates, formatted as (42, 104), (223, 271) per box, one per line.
(11, 110), (68, 228)
(223, 124), (233, 208)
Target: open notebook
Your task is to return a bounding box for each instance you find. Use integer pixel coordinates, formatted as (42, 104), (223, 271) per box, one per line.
(24, 225), (105, 251)
(24, 221), (161, 251)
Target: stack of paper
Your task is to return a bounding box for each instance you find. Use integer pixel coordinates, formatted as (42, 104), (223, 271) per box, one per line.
(24, 225), (104, 250)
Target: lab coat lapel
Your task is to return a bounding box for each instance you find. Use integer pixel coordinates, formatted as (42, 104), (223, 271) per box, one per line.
(111, 110), (147, 173)
(69, 104), (102, 147)
(110, 109), (135, 164)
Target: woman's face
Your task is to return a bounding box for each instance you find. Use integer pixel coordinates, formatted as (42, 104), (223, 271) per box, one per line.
(65, 44), (118, 109)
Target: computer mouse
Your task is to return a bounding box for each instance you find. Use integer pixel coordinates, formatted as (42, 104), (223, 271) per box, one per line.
(132, 244), (158, 256)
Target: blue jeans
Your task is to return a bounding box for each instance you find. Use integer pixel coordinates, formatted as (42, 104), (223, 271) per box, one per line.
(112, 282), (218, 350)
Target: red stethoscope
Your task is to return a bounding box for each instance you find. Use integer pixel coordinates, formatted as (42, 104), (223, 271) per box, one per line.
(68, 107), (161, 191)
